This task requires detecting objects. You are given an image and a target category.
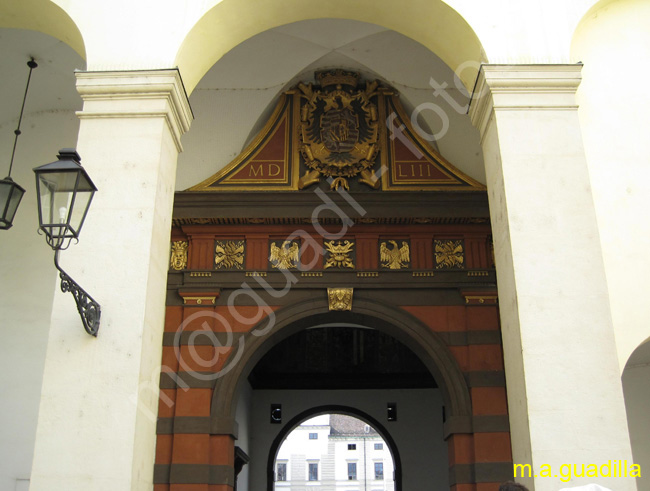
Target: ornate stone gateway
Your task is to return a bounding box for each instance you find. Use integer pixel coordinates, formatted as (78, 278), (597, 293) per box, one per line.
(156, 72), (510, 491)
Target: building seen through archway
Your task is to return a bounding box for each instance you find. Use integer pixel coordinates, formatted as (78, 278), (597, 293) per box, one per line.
(274, 413), (395, 490)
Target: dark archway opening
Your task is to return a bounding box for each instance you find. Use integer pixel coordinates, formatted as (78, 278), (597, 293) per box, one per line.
(249, 326), (437, 390)
(245, 323), (448, 491)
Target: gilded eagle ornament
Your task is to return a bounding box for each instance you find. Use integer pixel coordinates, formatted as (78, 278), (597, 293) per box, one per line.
(298, 70), (381, 191)
(380, 240), (410, 270)
(270, 240), (300, 270)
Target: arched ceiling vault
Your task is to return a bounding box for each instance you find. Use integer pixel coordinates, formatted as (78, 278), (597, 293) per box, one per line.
(0, 0), (85, 60)
(175, 0), (486, 95)
(176, 19), (486, 190)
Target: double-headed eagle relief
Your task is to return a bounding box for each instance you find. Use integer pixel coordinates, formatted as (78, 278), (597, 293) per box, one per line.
(298, 70), (381, 191)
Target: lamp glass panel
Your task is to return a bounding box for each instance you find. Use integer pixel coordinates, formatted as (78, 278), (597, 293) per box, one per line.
(38, 173), (74, 244)
(0, 180), (11, 217)
(6, 184), (24, 218)
(1, 181), (23, 227)
(68, 189), (93, 234)
(0, 180), (25, 229)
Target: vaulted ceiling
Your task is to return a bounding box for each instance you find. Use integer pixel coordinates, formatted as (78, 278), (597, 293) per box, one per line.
(176, 19), (485, 190)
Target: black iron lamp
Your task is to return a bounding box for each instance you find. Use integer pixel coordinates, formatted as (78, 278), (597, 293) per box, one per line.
(0, 177), (25, 230)
(34, 149), (101, 336)
(0, 58), (38, 230)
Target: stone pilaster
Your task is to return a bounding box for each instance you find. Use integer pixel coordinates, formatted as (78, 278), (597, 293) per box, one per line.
(469, 65), (635, 491)
(29, 70), (192, 491)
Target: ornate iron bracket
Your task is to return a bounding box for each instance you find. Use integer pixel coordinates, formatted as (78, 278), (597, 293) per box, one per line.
(54, 250), (101, 336)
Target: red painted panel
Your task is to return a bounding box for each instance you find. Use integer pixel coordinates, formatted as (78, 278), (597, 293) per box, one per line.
(411, 235), (433, 269)
(210, 435), (235, 466)
(172, 434), (210, 464)
(474, 433), (513, 462)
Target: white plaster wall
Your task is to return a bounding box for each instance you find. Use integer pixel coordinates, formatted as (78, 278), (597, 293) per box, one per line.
(473, 65), (635, 491)
(28, 71), (191, 491)
(0, 28), (83, 489)
(278, 423), (331, 461)
(248, 389), (446, 491)
(0, 109), (79, 491)
(331, 438), (395, 491)
(572, 0), (650, 370)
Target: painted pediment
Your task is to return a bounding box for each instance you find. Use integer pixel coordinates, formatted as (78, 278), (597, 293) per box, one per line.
(189, 70), (484, 192)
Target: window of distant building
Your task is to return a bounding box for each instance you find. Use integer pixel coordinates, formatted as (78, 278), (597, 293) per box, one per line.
(374, 443), (383, 450)
(308, 462), (319, 481)
(348, 443), (356, 450)
(276, 462), (287, 481)
(375, 462), (384, 480)
(348, 462), (357, 480)
(309, 433), (318, 440)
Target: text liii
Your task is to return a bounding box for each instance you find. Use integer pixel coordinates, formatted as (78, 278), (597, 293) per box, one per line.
(396, 162), (437, 179)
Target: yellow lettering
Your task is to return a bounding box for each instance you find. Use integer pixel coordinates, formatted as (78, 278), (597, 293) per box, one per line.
(560, 464), (571, 482)
(513, 464), (532, 478)
(268, 163), (281, 177)
(398, 164), (408, 177)
(573, 464), (584, 477)
(249, 164), (263, 177)
(630, 464), (641, 477)
(410, 163), (415, 176)
(600, 460), (612, 477)
(539, 464), (552, 477)
(586, 464), (598, 477)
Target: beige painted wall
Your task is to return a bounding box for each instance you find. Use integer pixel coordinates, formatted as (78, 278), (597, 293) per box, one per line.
(572, 0), (650, 370)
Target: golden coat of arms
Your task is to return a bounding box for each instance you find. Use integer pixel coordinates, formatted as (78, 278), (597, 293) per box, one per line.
(298, 70), (381, 190)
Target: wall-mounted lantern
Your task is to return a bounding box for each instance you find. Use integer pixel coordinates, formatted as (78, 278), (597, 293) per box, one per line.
(34, 149), (101, 336)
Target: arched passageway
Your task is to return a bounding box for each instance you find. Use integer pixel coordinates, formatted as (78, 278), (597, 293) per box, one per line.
(245, 320), (441, 490)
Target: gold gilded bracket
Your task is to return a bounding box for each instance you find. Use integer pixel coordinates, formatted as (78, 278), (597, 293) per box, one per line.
(327, 287), (353, 311)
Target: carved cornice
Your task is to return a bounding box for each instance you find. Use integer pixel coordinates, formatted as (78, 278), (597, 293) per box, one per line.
(75, 69), (193, 152)
(468, 64), (583, 143)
